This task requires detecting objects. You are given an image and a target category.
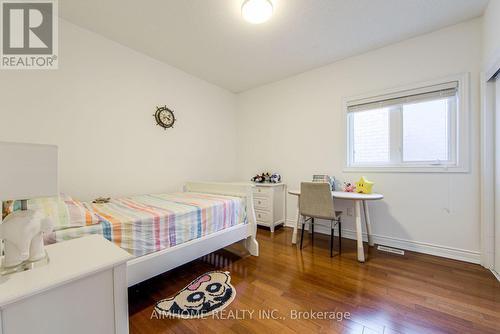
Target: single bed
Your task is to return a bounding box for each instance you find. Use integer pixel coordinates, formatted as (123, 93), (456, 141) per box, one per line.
(48, 191), (247, 257)
(7, 182), (258, 287)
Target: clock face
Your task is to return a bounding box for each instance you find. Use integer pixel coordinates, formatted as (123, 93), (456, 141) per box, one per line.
(154, 106), (176, 129)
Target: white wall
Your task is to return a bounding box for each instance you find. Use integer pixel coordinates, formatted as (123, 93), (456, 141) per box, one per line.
(483, 0), (500, 70)
(0, 20), (237, 200)
(236, 19), (482, 262)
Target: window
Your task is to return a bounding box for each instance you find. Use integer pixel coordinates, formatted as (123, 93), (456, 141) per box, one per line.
(345, 76), (468, 172)
(352, 108), (389, 164)
(402, 98), (451, 162)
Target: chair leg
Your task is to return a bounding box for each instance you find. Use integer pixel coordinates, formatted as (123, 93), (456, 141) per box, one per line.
(338, 219), (342, 255)
(330, 221), (334, 257)
(300, 220), (305, 250)
(311, 218), (314, 245)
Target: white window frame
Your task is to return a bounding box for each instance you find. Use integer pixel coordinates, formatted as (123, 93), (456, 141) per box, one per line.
(343, 73), (470, 173)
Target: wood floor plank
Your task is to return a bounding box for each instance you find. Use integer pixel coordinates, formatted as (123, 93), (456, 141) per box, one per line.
(129, 227), (500, 334)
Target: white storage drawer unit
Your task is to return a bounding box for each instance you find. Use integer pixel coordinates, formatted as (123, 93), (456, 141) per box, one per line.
(252, 183), (286, 232)
(0, 235), (132, 334)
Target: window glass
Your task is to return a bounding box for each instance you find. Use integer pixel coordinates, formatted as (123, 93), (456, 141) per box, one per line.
(352, 108), (389, 164)
(402, 98), (450, 162)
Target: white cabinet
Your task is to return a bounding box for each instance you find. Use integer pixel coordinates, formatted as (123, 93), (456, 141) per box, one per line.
(253, 183), (286, 232)
(0, 235), (132, 334)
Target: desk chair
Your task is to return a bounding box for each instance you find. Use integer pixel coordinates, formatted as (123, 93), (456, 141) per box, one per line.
(299, 182), (342, 257)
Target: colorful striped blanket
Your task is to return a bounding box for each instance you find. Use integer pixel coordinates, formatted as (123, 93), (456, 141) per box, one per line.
(45, 192), (247, 257)
(3, 194), (101, 230)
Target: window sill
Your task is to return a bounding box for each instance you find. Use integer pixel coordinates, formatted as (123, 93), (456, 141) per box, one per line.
(343, 165), (469, 173)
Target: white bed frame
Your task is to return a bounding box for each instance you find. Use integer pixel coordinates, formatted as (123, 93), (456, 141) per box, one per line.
(126, 182), (259, 287)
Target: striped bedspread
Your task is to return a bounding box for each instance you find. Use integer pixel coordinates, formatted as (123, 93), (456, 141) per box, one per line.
(45, 192), (247, 256)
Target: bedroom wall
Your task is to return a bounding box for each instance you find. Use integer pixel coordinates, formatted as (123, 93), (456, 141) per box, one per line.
(236, 19), (482, 262)
(483, 0), (500, 70)
(0, 19), (237, 201)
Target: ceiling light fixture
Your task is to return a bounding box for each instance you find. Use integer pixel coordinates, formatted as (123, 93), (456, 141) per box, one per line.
(241, 0), (273, 24)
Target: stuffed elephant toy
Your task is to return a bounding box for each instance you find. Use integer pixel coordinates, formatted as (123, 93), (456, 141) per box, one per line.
(0, 209), (53, 268)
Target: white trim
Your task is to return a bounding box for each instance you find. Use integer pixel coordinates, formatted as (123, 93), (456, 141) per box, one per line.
(285, 220), (480, 264)
(127, 224), (251, 286)
(343, 165), (469, 173)
(480, 72), (496, 269)
(491, 269), (500, 283)
(343, 73), (470, 173)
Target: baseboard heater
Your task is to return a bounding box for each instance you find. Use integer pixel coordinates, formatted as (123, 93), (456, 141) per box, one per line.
(377, 245), (405, 256)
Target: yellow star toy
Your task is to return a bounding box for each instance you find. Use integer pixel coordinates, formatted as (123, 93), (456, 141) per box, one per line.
(355, 176), (374, 194)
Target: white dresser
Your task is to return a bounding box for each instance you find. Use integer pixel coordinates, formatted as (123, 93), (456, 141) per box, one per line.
(252, 183), (286, 232)
(0, 235), (132, 334)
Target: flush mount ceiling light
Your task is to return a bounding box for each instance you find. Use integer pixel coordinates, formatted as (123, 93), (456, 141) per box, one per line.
(241, 0), (273, 24)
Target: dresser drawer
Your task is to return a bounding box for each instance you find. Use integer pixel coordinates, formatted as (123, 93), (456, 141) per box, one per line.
(255, 210), (272, 223)
(254, 197), (271, 210)
(253, 186), (272, 198)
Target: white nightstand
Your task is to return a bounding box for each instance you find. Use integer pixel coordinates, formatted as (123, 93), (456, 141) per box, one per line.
(253, 183), (287, 232)
(0, 235), (132, 334)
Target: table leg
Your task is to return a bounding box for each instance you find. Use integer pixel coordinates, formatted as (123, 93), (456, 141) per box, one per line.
(354, 200), (365, 262)
(362, 200), (374, 247)
(292, 204), (299, 244)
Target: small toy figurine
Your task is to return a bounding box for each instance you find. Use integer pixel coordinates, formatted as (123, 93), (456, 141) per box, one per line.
(270, 173), (281, 183)
(251, 174), (265, 183)
(355, 176), (374, 194)
(252, 172), (282, 184)
(263, 174), (267, 182)
(342, 182), (356, 192)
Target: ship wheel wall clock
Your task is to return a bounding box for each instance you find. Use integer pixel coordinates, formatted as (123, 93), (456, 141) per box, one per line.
(154, 106), (176, 130)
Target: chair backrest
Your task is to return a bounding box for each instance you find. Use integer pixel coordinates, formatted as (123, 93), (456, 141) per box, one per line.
(299, 182), (336, 220)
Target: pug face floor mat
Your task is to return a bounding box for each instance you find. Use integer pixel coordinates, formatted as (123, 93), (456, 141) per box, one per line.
(154, 271), (236, 319)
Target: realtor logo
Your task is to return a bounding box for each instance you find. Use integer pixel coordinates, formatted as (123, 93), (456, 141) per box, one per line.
(1, 0), (58, 69)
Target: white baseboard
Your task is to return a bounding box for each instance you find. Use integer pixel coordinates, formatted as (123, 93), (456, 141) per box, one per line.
(285, 219), (481, 264)
(491, 269), (500, 282)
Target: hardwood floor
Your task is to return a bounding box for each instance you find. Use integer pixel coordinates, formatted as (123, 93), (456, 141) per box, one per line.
(129, 227), (500, 334)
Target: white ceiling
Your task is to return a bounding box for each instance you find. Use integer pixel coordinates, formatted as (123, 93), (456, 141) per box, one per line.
(60, 0), (488, 93)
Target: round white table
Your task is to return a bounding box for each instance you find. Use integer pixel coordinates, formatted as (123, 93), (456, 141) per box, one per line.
(288, 190), (384, 262)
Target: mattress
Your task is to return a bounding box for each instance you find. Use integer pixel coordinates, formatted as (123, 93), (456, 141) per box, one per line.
(45, 192), (247, 257)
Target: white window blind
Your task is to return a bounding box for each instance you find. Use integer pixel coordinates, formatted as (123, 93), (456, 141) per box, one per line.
(347, 81), (458, 112)
(346, 80), (463, 171)
(352, 108), (389, 164)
